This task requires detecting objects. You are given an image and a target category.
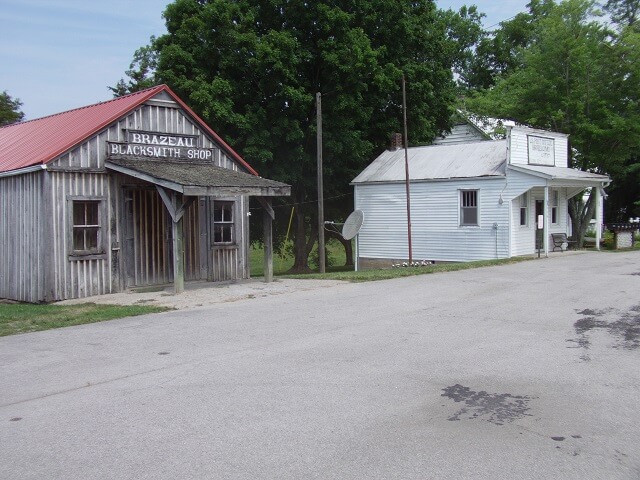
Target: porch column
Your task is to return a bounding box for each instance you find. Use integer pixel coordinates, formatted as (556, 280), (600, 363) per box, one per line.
(595, 187), (602, 251)
(172, 206), (185, 294)
(156, 186), (194, 294)
(543, 185), (549, 256)
(257, 197), (275, 283)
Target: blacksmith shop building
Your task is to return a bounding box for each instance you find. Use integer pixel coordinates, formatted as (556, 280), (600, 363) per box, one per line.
(0, 85), (290, 303)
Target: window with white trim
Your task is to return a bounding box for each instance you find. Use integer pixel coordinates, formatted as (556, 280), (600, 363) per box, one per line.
(550, 190), (559, 224)
(213, 201), (234, 244)
(519, 192), (528, 226)
(460, 190), (478, 226)
(72, 200), (103, 255)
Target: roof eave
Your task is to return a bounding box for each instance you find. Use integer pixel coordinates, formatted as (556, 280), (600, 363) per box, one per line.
(0, 163), (47, 178)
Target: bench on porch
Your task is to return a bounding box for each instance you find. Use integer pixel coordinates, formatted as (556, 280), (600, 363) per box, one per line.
(551, 233), (576, 252)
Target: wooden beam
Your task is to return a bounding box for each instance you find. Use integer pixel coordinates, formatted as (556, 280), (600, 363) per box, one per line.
(156, 185), (187, 293)
(256, 196), (275, 219)
(173, 212), (185, 294)
(107, 162), (184, 194)
(258, 197), (274, 283)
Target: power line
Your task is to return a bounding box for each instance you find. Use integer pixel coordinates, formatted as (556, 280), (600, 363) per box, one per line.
(249, 192), (352, 211)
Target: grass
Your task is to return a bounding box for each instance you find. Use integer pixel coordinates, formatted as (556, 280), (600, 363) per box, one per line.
(0, 303), (170, 337)
(250, 239), (534, 282)
(250, 238), (348, 276)
(281, 256), (534, 282)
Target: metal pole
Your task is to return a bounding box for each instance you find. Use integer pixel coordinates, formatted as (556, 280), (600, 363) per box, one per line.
(402, 74), (413, 263)
(316, 92), (326, 273)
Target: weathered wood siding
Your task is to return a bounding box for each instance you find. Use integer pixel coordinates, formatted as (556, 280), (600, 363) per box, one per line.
(40, 97), (249, 300)
(204, 195), (249, 282)
(48, 171), (112, 300)
(355, 177), (511, 264)
(0, 171), (45, 302)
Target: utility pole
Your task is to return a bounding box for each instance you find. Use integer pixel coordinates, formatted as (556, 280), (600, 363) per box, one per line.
(402, 74), (413, 263)
(316, 92), (326, 273)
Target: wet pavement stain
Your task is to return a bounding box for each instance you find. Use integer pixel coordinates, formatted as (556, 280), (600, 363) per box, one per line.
(568, 304), (640, 358)
(441, 384), (534, 425)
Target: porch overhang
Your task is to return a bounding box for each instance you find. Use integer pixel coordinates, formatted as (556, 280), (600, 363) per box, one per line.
(105, 159), (290, 291)
(507, 164), (610, 189)
(105, 158), (291, 197)
(508, 164), (611, 257)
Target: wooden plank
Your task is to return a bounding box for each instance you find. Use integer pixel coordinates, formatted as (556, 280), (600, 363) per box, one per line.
(42, 170), (55, 301)
(260, 197), (274, 283)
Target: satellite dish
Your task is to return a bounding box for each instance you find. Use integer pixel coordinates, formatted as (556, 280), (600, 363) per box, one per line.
(342, 210), (364, 240)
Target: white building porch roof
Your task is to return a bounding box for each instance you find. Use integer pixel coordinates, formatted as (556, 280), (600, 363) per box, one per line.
(508, 164), (610, 187)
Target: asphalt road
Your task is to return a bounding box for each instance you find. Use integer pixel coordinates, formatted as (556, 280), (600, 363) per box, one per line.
(2, 251), (639, 479)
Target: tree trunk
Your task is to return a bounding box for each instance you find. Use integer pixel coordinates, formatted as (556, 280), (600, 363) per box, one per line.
(289, 201), (316, 273)
(326, 229), (354, 266)
(568, 189), (598, 248)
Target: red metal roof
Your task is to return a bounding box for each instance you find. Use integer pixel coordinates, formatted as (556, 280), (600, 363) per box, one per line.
(0, 84), (258, 176)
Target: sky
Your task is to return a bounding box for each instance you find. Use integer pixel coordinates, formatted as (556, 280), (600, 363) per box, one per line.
(0, 0), (529, 121)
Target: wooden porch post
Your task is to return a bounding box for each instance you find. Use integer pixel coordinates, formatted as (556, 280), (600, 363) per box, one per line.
(156, 186), (194, 294)
(595, 187), (602, 251)
(543, 185), (549, 257)
(257, 197), (275, 283)
(172, 201), (185, 294)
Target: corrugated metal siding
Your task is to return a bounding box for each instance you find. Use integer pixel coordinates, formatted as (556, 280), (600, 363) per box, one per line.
(355, 177), (511, 263)
(0, 172), (45, 302)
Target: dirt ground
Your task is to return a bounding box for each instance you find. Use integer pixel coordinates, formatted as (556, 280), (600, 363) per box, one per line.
(57, 278), (347, 310)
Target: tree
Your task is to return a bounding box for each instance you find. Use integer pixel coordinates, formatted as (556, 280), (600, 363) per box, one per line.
(109, 43), (158, 97)
(118, 0), (469, 272)
(603, 0), (640, 28)
(467, 0), (640, 245)
(0, 91), (25, 126)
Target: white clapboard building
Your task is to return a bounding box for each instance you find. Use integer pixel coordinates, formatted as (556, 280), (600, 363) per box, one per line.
(351, 125), (610, 268)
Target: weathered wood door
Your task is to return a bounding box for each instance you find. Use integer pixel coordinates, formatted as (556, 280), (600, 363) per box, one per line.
(123, 187), (204, 288)
(123, 187), (172, 287)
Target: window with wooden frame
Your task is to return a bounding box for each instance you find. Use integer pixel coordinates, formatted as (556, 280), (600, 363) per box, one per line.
(213, 201), (234, 244)
(550, 190), (559, 224)
(71, 199), (103, 255)
(460, 190), (479, 226)
(519, 192), (529, 226)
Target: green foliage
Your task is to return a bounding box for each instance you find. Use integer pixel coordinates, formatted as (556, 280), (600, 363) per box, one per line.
(117, 0), (475, 271)
(109, 43), (159, 97)
(250, 238), (347, 276)
(0, 303), (170, 337)
(0, 90), (25, 125)
(604, 0), (640, 28)
(466, 0), (640, 240)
